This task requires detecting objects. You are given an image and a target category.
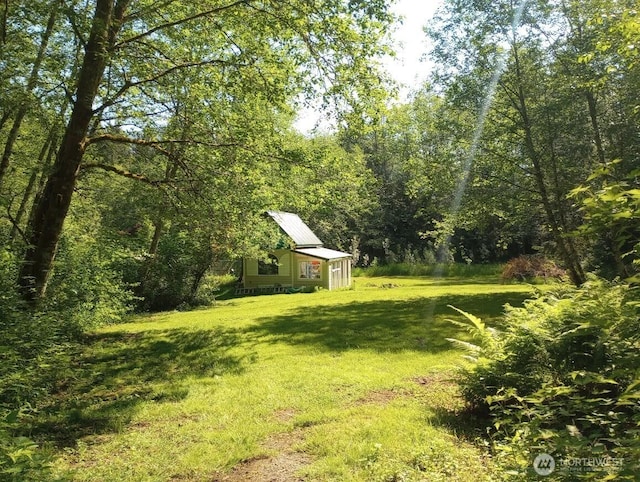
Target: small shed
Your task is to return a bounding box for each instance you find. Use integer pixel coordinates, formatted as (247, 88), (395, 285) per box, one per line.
(242, 211), (352, 292)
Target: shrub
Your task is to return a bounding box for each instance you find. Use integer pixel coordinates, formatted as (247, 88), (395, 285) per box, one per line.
(449, 278), (640, 478)
(1, 235), (133, 406)
(44, 230), (135, 335)
(501, 254), (566, 282)
(192, 273), (238, 306)
(0, 409), (58, 482)
(0, 252), (67, 480)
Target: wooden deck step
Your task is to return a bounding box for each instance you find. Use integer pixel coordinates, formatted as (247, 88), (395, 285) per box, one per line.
(234, 286), (295, 295)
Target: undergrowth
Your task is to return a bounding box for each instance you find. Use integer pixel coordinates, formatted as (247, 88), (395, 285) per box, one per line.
(449, 277), (640, 480)
(0, 247), (130, 481)
(354, 262), (503, 278)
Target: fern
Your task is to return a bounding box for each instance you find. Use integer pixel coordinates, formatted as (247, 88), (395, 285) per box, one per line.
(445, 305), (500, 361)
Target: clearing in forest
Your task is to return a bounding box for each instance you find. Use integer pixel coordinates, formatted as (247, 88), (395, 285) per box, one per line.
(45, 276), (533, 481)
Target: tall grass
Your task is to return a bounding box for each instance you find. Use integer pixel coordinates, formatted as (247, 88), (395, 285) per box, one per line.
(354, 262), (503, 278)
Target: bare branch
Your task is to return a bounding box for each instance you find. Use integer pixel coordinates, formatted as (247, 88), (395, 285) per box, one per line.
(80, 162), (169, 186)
(243, 1), (335, 80)
(124, 0), (178, 23)
(129, 38), (175, 63)
(65, 6), (87, 49)
(483, 173), (540, 195)
(85, 133), (239, 151)
(5, 202), (28, 244)
(113, 0), (248, 50)
(95, 58), (249, 113)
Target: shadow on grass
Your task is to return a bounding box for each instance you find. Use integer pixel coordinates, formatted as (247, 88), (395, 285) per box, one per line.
(430, 405), (492, 442)
(245, 292), (530, 353)
(32, 327), (252, 448)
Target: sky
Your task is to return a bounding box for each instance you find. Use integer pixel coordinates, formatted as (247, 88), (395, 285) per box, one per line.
(295, 0), (444, 132)
(385, 0), (443, 99)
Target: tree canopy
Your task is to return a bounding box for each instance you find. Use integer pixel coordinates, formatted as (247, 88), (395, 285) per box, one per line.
(0, 0), (394, 301)
(0, 0), (638, 306)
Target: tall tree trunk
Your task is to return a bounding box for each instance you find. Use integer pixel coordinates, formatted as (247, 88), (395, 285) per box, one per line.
(584, 89), (631, 277)
(18, 0), (129, 301)
(0, 0), (60, 189)
(9, 128), (58, 242)
(187, 258), (212, 304)
(148, 220), (164, 258)
(1, 0), (7, 45)
(512, 44), (586, 286)
(138, 147), (182, 299)
(149, 153), (181, 259)
(585, 89), (606, 165)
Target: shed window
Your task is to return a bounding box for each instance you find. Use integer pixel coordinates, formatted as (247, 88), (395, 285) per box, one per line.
(299, 260), (321, 279)
(258, 254), (279, 275)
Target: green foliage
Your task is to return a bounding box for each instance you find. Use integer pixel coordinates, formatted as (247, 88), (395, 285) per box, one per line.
(445, 305), (500, 364)
(353, 262), (503, 278)
(0, 250), (69, 407)
(451, 278), (640, 478)
(0, 240), (130, 479)
(0, 312), (74, 410)
(340, 92), (535, 266)
(273, 134), (379, 253)
(0, 408), (58, 482)
(45, 235), (135, 335)
(0, 252), (72, 481)
(191, 273), (238, 306)
(2, 0), (395, 303)
(569, 161), (640, 281)
(0, 249), (21, 322)
(132, 226), (212, 311)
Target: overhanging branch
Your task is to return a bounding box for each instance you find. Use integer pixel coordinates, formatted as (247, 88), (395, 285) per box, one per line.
(80, 162), (168, 186)
(85, 133), (239, 151)
(96, 58), (251, 113)
(114, 0), (248, 50)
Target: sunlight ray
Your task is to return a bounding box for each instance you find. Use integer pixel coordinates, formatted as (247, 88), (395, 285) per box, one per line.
(435, 0), (528, 265)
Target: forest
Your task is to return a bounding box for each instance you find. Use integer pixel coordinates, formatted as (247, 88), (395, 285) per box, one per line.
(1, 0), (639, 480)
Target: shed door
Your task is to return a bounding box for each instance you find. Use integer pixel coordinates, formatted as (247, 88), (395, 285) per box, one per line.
(330, 261), (343, 289)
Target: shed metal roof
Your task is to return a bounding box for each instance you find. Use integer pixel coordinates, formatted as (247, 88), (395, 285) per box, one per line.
(267, 211), (323, 248)
(294, 247), (352, 260)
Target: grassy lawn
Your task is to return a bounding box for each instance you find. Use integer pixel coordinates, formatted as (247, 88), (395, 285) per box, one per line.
(41, 276), (535, 481)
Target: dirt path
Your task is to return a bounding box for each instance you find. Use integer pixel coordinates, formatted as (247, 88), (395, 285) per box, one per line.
(213, 413), (311, 482)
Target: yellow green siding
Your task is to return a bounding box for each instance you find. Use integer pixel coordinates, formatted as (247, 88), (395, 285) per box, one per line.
(243, 250), (351, 291)
(243, 250), (292, 288)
